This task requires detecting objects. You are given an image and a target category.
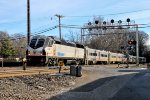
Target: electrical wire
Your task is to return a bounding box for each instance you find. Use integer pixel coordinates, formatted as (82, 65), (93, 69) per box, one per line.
(31, 25), (58, 36)
(63, 8), (150, 18)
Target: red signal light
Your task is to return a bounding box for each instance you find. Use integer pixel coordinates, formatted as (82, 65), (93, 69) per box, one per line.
(128, 40), (136, 45)
(128, 40), (132, 45)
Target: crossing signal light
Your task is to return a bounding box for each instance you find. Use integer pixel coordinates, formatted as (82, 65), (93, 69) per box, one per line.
(127, 18), (130, 23)
(128, 40), (136, 45)
(132, 40), (136, 45)
(95, 20), (99, 24)
(128, 40), (132, 45)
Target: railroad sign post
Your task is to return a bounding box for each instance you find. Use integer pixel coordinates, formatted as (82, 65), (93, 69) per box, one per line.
(0, 58), (3, 67)
(22, 58), (27, 70)
(58, 61), (64, 73)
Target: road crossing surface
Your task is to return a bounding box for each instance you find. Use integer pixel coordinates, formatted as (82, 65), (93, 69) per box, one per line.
(50, 66), (150, 100)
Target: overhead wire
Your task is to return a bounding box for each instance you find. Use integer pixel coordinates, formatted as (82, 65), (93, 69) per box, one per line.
(31, 25), (58, 36)
(0, 7), (150, 40)
(63, 8), (150, 18)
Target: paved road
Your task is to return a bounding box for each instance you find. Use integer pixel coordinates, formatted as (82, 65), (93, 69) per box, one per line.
(49, 66), (150, 100)
(110, 72), (150, 100)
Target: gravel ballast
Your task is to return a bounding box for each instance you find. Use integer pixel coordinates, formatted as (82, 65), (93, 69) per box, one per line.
(0, 74), (76, 100)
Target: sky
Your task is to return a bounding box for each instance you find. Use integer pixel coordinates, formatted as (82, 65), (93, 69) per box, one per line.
(0, 0), (150, 44)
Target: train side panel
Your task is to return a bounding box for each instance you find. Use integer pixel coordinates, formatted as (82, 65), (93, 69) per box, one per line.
(75, 47), (84, 59)
(109, 52), (117, 63)
(85, 47), (97, 64)
(96, 50), (109, 64)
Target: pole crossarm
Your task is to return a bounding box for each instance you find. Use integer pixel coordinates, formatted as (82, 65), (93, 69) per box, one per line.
(81, 32), (135, 36)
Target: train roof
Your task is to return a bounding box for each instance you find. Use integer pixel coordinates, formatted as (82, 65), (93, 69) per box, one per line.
(31, 35), (84, 48)
(31, 35), (47, 39)
(48, 36), (61, 42)
(48, 36), (84, 48)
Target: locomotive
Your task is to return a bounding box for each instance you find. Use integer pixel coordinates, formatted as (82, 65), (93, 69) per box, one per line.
(26, 35), (146, 66)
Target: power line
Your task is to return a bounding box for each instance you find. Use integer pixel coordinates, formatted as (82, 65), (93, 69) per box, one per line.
(63, 8), (150, 18)
(61, 24), (150, 29)
(0, 26), (58, 40)
(31, 23), (51, 32)
(1, 8), (150, 25)
(32, 25), (58, 36)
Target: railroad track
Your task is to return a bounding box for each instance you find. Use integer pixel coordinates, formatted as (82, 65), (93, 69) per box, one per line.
(0, 66), (70, 78)
(0, 64), (147, 78)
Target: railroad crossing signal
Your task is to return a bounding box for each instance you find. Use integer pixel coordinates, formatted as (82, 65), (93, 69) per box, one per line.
(128, 40), (136, 45)
(128, 40), (132, 45)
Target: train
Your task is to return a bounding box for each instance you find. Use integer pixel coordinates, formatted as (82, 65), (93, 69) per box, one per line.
(26, 35), (146, 66)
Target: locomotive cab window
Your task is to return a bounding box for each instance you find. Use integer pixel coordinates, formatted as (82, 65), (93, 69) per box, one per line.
(30, 39), (37, 48)
(36, 39), (45, 48)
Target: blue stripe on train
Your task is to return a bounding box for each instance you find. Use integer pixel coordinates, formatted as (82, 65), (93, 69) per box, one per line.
(57, 52), (65, 56)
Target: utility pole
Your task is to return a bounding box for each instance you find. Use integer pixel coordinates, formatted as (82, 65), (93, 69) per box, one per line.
(136, 24), (139, 66)
(55, 14), (63, 40)
(81, 28), (83, 44)
(25, 0), (31, 70)
(27, 0), (31, 45)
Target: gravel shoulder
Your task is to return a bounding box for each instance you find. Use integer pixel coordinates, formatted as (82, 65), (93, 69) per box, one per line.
(0, 74), (76, 100)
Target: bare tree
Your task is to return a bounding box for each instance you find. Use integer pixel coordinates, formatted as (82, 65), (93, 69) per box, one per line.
(67, 30), (81, 43)
(11, 33), (27, 58)
(83, 16), (149, 57)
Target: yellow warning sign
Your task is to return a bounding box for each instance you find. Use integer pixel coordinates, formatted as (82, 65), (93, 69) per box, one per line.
(58, 61), (64, 66)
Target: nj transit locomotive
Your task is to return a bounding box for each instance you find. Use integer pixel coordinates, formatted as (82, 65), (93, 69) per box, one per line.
(26, 35), (146, 66)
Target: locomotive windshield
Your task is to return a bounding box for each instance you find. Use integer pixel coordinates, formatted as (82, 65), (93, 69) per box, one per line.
(29, 38), (45, 49)
(30, 39), (37, 48)
(36, 39), (45, 48)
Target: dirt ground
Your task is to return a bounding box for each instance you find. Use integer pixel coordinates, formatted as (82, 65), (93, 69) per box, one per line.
(0, 64), (148, 100)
